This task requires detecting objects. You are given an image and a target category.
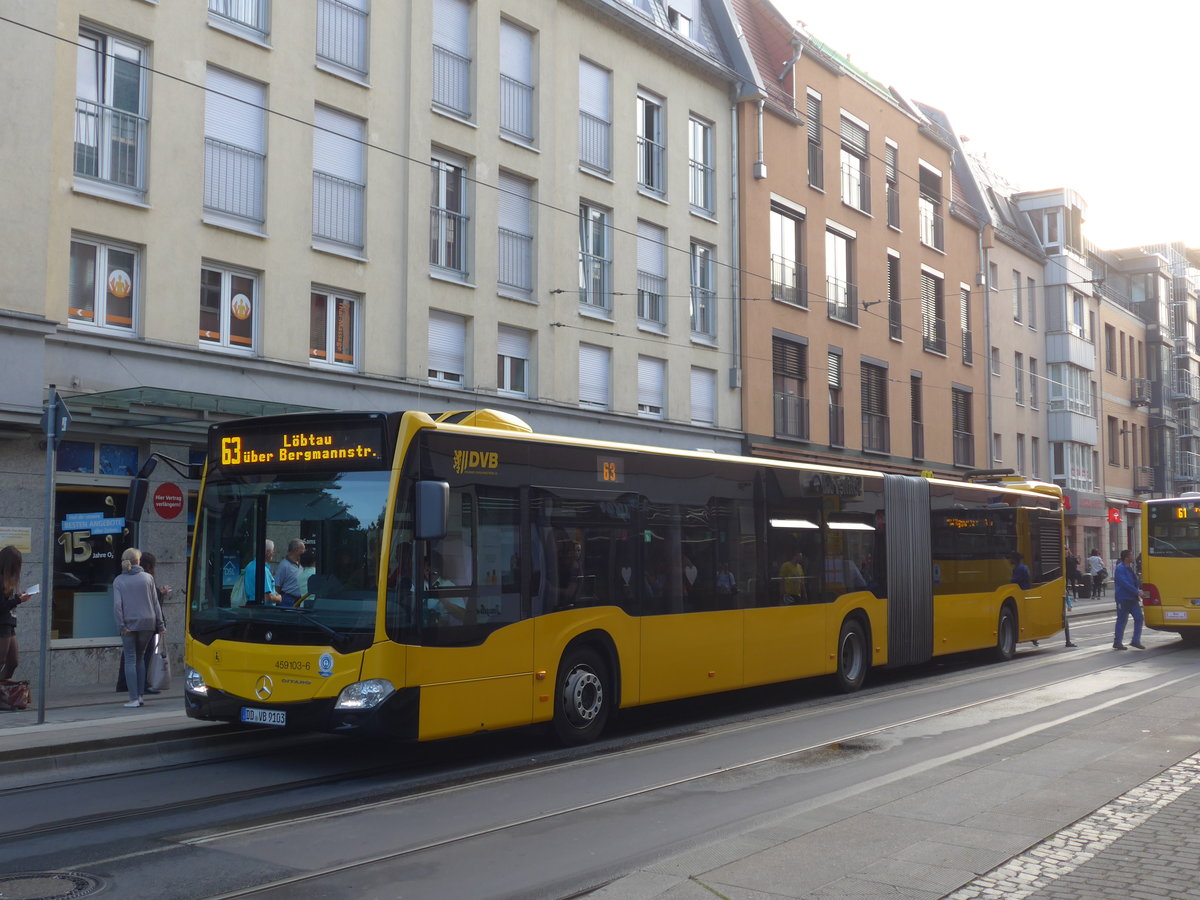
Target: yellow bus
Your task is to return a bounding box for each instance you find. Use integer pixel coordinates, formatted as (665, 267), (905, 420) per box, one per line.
(1141, 494), (1200, 643)
(171, 409), (1064, 744)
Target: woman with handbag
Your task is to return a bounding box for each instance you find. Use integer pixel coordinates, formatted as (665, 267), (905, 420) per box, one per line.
(0, 545), (32, 682)
(113, 548), (165, 708)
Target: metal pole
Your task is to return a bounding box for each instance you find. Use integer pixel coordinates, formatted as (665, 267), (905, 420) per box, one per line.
(36, 385), (56, 724)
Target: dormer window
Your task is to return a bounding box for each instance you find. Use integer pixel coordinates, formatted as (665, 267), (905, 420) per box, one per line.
(668, 1), (695, 40)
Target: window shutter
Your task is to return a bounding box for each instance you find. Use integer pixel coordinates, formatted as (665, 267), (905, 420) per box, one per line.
(497, 172), (531, 234)
(578, 343), (610, 407)
(920, 272), (937, 326)
(313, 106), (363, 182)
(497, 325), (529, 360)
(862, 363), (887, 415)
(579, 60), (610, 120)
(432, 0), (469, 55)
(952, 390), (970, 432)
(637, 221), (666, 276)
(691, 367), (714, 424)
(806, 93), (821, 143)
(428, 310), (465, 377)
(840, 116), (868, 154)
(910, 377), (923, 421)
(885, 144), (897, 183)
(772, 338), (806, 380)
(827, 352), (842, 389)
(205, 68), (264, 151)
(499, 20), (532, 82)
(637, 356), (665, 410)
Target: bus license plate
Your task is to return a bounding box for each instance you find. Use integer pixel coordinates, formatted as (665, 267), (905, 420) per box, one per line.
(1166, 611), (1188, 620)
(241, 707), (286, 726)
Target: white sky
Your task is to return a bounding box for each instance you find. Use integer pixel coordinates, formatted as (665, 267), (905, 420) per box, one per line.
(774, 0), (1199, 249)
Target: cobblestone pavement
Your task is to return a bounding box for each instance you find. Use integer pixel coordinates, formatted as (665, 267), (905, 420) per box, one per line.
(947, 753), (1200, 900)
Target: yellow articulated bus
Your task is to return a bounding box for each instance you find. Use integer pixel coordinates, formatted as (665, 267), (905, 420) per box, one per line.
(1141, 494), (1200, 643)
(174, 409), (1064, 745)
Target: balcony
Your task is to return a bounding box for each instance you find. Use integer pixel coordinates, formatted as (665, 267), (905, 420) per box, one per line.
(74, 99), (147, 194)
(497, 227), (533, 293)
(1174, 451), (1200, 481)
(317, 0), (369, 76)
(862, 411), (890, 454)
(961, 327), (973, 365)
(578, 112), (611, 173)
(953, 429), (974, 467)
(432, 44), (470, 116)
(828, 403), (845, 447)
(886, 182), (900, 229)
(807, 142), (823, 191)
(204, 137), (264, 224)
(923, 316), (947, 355)
(919, 196), (945, 251)
(313, 171), (364, 249)
(1131, 377), (1151, 406)
(840, 163), (870, 214)
(637, 135), (665, 194)
(771, 256), (807, 308)
(500, 74), (534, 143)
(774, 393), (810, 441)
(209, 0), (269, 38)
(429, 207), (468, 273)
(579, 252), (610, 311)
(826, 277), (858, 324)
(912, 421), (925, 460)
(1173, 371), (1200, 402)
(636, 271), (666, 325)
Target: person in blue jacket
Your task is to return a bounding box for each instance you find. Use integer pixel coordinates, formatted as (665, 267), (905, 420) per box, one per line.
(1113, 548), (1144, 650)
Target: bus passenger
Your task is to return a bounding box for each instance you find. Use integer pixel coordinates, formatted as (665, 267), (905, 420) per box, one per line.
(1113, 549), (1144, 650)
(1008, 552), (1031, 591)
(715, 561), (737, 597)
(297, 550), (316, 599)
(558, 542), (582, 608)
(242, 541), (282, 605)
(275, 539), (307, 607)
(780, 549), (806, 603)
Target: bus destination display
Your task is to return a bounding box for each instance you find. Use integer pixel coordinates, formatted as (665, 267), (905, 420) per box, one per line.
(212, 421), (388, 472)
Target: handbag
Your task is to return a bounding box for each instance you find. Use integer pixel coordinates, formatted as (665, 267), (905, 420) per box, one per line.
(148, 634), (171, 692)
(0, 679), (31, 711)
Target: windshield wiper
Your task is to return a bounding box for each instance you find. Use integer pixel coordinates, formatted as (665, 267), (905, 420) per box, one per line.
(278, 606), (352, 651)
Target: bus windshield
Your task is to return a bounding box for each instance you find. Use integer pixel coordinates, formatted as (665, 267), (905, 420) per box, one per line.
(188, 470), (391, 651)
(1147, 501), (1200, 558)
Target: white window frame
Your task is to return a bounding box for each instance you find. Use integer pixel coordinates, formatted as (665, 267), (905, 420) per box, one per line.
(637, 220), (667, 328)
(431, 151), (470, 276)
(689, 115), (714, 213)
(1014, 352), (1025, 405)
(74, 27), (148, 197)
(208, 0), (270, 40)
(309, 286), (358, 369)
(578, 59), (611, 173)
(199, 262), (258, 354)
(204, 67), (266, 227)
(499, 19), (534, 143)
(432, 0), (471, 116)
(312, 105), (365, 250)
(579, 202), (612, 313)
(637, 90), (665, 195)
(497, 325), (531, 397)
(690, 241), (716, 338)
(68, 235), (139, 334)
(637, 355), (666, 418)
(428, 310), (467, 385)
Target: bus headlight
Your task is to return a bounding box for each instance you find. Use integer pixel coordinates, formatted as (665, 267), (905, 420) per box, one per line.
(184, 665), (209, 696)
(335, 679), (395, 710)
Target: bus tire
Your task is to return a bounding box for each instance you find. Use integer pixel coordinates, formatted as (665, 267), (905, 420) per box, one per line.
(553, 646), (611, 746)
(995, 603), (1018, 661)
(835, 616), (869, 693)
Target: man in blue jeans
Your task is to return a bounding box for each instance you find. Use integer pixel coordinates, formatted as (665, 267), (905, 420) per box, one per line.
(1113, 548), (1144, 650)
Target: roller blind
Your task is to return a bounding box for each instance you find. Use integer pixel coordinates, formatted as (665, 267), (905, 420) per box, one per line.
(578, 343), (610, 407)
(428, 310), (465, 377)
(205, 67), (264, 151)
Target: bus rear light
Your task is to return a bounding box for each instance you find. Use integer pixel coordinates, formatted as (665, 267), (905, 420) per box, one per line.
(1142, 583), (1162, 607)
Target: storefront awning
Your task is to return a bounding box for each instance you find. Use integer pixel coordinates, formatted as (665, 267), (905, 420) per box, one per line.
(60, 388), (319, 437)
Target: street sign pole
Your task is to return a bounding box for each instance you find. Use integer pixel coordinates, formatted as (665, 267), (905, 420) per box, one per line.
(36, 385), (70, 725)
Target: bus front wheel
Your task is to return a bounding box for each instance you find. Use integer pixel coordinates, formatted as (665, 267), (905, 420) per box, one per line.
(553, 646), (611, 746)
(995, 604), (1018, 661)
(835, 617), (869, 693)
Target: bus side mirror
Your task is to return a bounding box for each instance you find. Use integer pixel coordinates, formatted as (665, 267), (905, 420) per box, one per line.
(415, 481), (449, 541)
(126, 457), (159, 523)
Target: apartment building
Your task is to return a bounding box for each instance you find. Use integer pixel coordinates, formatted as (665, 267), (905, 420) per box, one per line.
(730, 0), (985, 474)
(0, 0), (755, 683)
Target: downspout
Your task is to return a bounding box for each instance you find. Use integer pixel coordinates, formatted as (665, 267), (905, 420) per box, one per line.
(730, 100), (742, 393)
(979, 223), (993, 470)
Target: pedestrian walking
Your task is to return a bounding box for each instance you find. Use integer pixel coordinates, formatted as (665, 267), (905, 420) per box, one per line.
(113, 548), (165, 707)
(0, 546), (33, 681)
(1113, 548), (1144, 650)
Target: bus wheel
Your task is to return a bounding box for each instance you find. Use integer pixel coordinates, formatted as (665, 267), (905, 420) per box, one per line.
(553, 646), (611, 745)
(995, 604), (1018, 661)
(836, 617), (869, 693)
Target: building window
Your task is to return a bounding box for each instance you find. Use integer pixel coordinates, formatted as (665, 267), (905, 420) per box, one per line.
(690, 367), (715, 425)
(204, 67), (265, 225)
(579, 59), (611, 173)
(636, 91), (665, 194)
(1104, 324), (1118, 373)
(317, 0), (369, 78)
(770, 203), (805, 307)
(74, 28), (148, 196)
(1012, 269), (1023, 321)
(806, 90), (823, 190)
(668, 0), (696, 39)
(579, 343), (611, 409)
(825, 228), (857, 324)
(887, 252), (902, 339)
(312, 105), (365, 250)
(861, 362), (889, 453)
(1031, 436), (1041, 478)
(773, 337), (808, 440)
(497, 171), (533, 295)
(309, 288), (357, 368)
(431, 152), (470, 275)
(910, 375), (924, 460)
(689, 116), (715, 213)
(920, 270), (946, 354)
(918, 164), (943, 251)
(497, 325), (531, 396)
(199, 263), (257, 352)
(990, 346), (1000, 376)
(885, 141), (900, 229)
(1014, 352), (1025, 404)
(1107, 417), (1121, 465)
(952, 388), (974, 467)
(428, 310), (466, 385)
(993, 433), (1003, 465)
(579, 202), (612, 312)
(1048, 363), (1092, 415)
(960, 286), (973, 365)
(499, 20), (534, 142)
(828, 351), (844, 447)
(1027, 276), (1038, 329)
(57, 440), (139, 476)
(1016, 434), (1026, 474)
(637, 356), (666, 418)
(690, 241), (716, 337)
(839, 114), (870, 213)
(637, 221), (667, 327)
(432, 0), (471, 116)
(1052, 441), (1095, 492)
(69, 236), (137, 332)
(209, 0), (269, 38)
(1030, 358), (1039, 408)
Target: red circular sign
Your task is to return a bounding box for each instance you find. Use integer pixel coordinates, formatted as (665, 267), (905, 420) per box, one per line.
(153, 482), (184, 520)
